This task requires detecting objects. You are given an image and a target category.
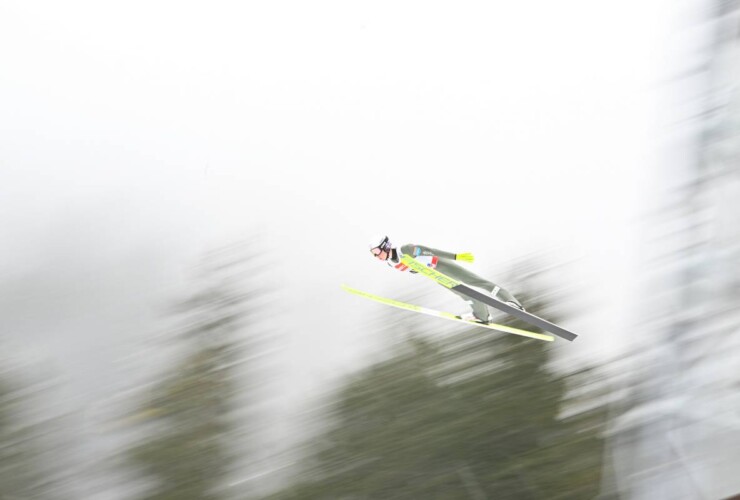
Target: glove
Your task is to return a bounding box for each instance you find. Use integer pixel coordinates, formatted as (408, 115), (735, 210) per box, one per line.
(455, 252), (474, 263)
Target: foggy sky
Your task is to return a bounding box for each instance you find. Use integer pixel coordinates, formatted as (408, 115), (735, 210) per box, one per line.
(0, 0), (679, 432)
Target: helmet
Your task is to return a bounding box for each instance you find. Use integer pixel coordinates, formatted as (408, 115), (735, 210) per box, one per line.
(370, 235), (392, 255)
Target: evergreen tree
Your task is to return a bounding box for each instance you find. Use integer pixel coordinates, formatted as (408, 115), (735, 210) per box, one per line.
(125, 346), (238, 500)
(272, 291), (607, 499)
(123, 243), (265, 500)
(0, 372), (52, 499)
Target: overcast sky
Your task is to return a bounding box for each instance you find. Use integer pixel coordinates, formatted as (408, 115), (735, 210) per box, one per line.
(0, 0), (683, 417)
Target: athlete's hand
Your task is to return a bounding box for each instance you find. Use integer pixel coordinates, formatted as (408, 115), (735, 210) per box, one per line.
(455, 252), (475, 263)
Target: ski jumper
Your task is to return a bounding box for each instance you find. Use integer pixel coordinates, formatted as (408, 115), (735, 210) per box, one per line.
(388, 244), (522, 322)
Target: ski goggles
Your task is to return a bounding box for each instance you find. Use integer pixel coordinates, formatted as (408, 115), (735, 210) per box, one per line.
(370, 236), (392, 255)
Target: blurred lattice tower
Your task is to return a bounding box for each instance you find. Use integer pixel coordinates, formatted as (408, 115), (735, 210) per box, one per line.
(602, 1), (740, 499)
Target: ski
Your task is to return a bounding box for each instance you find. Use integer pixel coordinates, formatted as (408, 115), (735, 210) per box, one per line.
(341, 284), (555, 342)
(399, 255), (579, 341)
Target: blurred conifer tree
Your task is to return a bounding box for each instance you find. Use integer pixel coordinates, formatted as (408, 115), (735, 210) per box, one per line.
(0, 374), (52, 499)
(272, 287), (607, 499)
(123, 242), (266, 500)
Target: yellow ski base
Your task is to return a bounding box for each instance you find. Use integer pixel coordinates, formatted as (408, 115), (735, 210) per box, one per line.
(341, 285), (554, 342)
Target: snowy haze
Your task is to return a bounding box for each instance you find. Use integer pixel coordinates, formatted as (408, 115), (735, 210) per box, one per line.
(2, 0), (670, 426)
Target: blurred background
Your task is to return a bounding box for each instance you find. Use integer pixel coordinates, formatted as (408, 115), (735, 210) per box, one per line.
(1, 0), (738, 498)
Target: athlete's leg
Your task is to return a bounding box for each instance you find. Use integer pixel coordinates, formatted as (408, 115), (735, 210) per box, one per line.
(448, 287), (491, 322)
(435, 261), (524, 318)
